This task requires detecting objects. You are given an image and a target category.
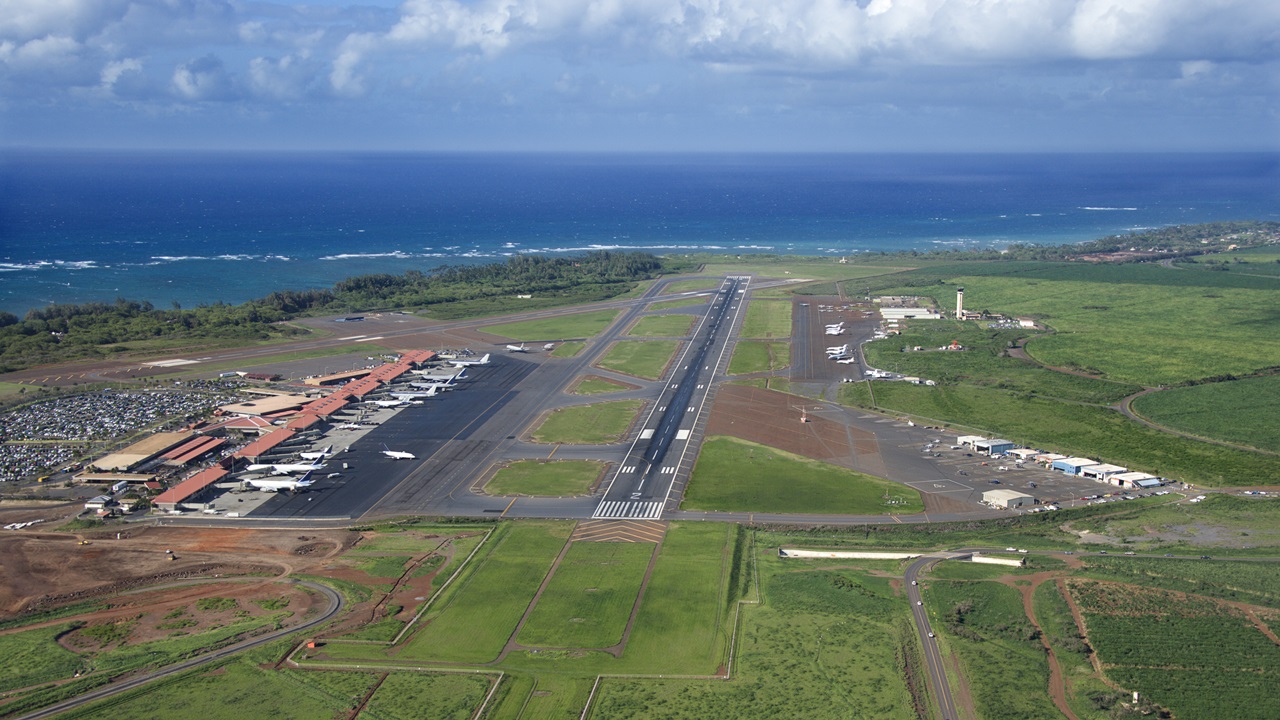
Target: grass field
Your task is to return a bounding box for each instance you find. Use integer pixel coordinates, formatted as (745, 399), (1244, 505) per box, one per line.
(626, 314), (695, 337)
(595, 340), (679, 380)
(485, 460), (605, 496)
(482, 309), (621, 341)
(683, 436), (924, 514)
(862, 321), (1140, 405)
(852, 382), (1280, 486)
(517, 542), (654, 648)
(661, 278), (724, 294)
(571, 376), (630, 395)
(870, 261), (1280, 387)
(1068, 495), (1280, 555)
(362, 672), (491, 720)
(727, 341), (789, 375)
(647, 296), (707, 311)
(924, 580), (1060, 720)
(529, 400), (643, 444)
(550, 341), (585, 358)
(739, 300), (792, 339)
(1131, 375), (1280, 452)
(0, 624), (85, 692)
(398, 522), (570, 663)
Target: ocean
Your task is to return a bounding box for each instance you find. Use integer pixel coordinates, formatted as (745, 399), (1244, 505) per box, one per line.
(1, 151), (1277, 317)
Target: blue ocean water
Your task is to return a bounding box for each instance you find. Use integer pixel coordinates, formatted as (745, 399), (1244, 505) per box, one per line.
(1, 151), (1277, 317)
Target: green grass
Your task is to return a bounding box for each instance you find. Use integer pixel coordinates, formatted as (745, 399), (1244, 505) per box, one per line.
(486, 460), (605, 496)
(59, 661), (377, 720)
(595, 340), (679, 380)
(1032, 581), (1112, 720)
(1132, 375), (1280, 452)
(925, 580), (1060, 720)
(862, 320), (1141, 404)
(683, 436), (924, 514)
(661, 278), (724, 294)
(727, 341), (790, 375)
(353, 555), (413, 579)
(647, 296), (707, 311)
(530, 400), (643, 444)
(739, 300), (792, 339)
(362, 672), (491, 720)
(398, 522), (570, 663)
(517, 542), (654, 648)
(550, 341), (585, 358)
(1077, 553), (1280, 608)
(481, 309), (622, 341)
(852, 382), (1280, 486)
(571, 376), (630, 395)
(1069, 494), (1280, 553)
(518, 675), (595, 720)
(0, 624), (86, 692)
(626, 314), (696, 337)
(871, 262), (1280, 387)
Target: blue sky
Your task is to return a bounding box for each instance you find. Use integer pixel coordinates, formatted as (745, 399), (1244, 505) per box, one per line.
(1, 0), (1277, 152)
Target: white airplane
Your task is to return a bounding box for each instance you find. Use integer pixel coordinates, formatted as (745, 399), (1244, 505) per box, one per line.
(334, 422), (363, 430)
(837, 357), (858, 364)
(826, 344), (850, 354)
(825, 328), (844, 336)
(241, 473), (316, 493)
(411, 369), (466, 381)
(244, 462), (325, 474)
(381, 445), (416, 460)
(506, 344), (528, 353)
(448, 353), (491, 367)
(829, 353), (852, 361)
(367, 399), (408, 408)
(391, 387), (438, 400)
(299, 446), (332, 461)
(825, 322), (845, 330)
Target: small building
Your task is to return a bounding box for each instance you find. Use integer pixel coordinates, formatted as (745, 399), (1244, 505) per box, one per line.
(956, 435), (987, 448)
(1110, 472), (1162, 489)
(1035, 452), (1067, 465)
(975, 439), (1017, 455)
(983, 489), (1035, 509)
(1051, 457), (1097, 475)
(84, 495), (114, 511)
(1080, 463), (1127, 481)
(1007, 448), (1039, 460)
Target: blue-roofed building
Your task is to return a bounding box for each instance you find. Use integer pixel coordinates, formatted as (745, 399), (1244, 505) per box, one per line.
(1051, 457), (1096, 475)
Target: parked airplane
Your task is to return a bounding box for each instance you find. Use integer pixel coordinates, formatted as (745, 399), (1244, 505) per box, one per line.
(390, 387), (438, 400)
(241, 472), (315, 493)
(837, 357), (859, 364)
(299, 446), (332, 461)
(334, 423), (363, 430)
(244, 462), (325, 474)
(825, 344), (850, 354)
(411, 369), (466, 381)
(824, 328), (844, 336)
(506, 344), (528, 353)
(829, 353), (852, 361)
(367, 399), (408, 408)
(381, 445), (416, 460)
(448, 353), (491, 367)
(825, 322), (845, 330)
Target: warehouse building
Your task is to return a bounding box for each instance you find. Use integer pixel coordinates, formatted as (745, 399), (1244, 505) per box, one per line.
(1051, 457), (1097, 475)
(1110, 472), (1163, 490)
(983, 488), (1036, 509)
(956, 435), (987, 448)
(975, 438), (1017, 455)
(1081, 463), (1127, 482)
(91, 432), (193, 472)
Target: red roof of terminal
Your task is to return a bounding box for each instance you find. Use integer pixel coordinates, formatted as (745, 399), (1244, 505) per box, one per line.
(153, 467), (228, 505)
(233, 428), (296, 459)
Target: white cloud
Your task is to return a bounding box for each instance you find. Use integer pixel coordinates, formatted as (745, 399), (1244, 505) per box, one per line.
(100, 56), (141, 86)
(172, 54), (233, 100)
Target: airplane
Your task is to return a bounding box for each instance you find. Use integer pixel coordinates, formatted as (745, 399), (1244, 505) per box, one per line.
(411, 369), (466, 381)
(837, 357), (859, 364)
(299, 445), (332, 461)
(334, 422), (363, 430)
(829, 353), (852, 361)
(506, 344), (528, 353)
(825, 344), (850, 354)
(241, 472), (315, 493)
(367, 399), (408, 408)
(244, 462), (325, 474)
(825, 322), (845, 330)
(448, 353), (491, 367)
(381, 445), (416, 460)
(390, 387), (438, 400)
(824, 328), (844, 335)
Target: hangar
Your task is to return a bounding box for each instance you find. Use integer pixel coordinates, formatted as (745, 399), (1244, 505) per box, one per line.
(983, 488), (1036, 509)
(1051, 457), (1097, 475)
(1081, 463), (1127, 481)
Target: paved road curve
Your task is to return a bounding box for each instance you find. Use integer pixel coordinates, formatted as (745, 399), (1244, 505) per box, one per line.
(905, 555), (961, 720)
(16, 580), (343, 720)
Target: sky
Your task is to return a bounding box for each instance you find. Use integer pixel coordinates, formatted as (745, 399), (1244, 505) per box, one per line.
(1, 0), (1278, 152)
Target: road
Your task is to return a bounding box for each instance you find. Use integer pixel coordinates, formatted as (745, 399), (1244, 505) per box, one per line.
(905, 555), (962, 720)
(592, 276), (748, 519)
(15, 580), (342, 720)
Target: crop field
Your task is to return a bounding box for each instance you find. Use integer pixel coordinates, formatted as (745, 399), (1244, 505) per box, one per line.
(1178, 247), (1280, 276)
(361, 672), (491, 720)
(856, 382), (1280, 486)
(739, 300), (792, 339)
(529, 399), (643, 444)
(923, 580), (1061, 720)
(1031, 581), (1116, 720)
(397, 522), (570, 663)
(1068, 495), (1280, 554)
(727, 341), (789, 375)
(482, 309), (622, 341)
(862, 321), (1139, 404)
(517, 541), (654, 648)
(594, 545), (918, 719)
(571, 375), (630, 395)
(595, 340), (680, 380)
(1131, 375), (1280, 452)
(1078, 554), (1280, 608)
(869, 261), (1280, 387)
(485, 460), (605, 496)
(646, 296), (707, 311)
(683, 436), (924, 514)
(1069, 580), (1280, 719)
(626, 314), (695, 337)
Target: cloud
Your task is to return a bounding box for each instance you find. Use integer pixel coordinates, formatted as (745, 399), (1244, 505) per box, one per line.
(172, 54), (233, 100)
